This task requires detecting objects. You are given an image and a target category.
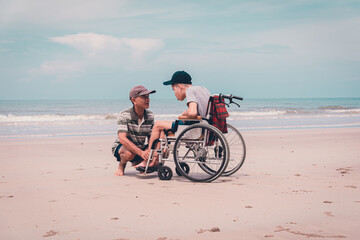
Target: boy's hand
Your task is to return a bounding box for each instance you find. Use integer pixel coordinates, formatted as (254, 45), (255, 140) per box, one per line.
(182, 102), (198, 118)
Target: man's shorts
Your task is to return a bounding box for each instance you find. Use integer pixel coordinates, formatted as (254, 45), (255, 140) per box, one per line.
(113, 144), (148, 165)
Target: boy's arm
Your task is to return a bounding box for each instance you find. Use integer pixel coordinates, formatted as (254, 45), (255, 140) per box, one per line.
(181, 102), (198, 118)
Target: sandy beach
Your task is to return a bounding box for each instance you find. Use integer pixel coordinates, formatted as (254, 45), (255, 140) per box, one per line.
(1, 127), (359, 240)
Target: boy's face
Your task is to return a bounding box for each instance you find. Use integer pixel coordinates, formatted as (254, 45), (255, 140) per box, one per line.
(172, 84), (186, 101)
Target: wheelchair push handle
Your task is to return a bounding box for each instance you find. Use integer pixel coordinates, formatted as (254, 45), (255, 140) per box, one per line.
(232, 95), (243, 101)
(220, 94), (243, 101)
(218, 94), (243, 107)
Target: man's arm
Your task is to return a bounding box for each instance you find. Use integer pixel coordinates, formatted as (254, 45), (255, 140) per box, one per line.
(118, 132), (149, 160)
(182, 102), (198, 118)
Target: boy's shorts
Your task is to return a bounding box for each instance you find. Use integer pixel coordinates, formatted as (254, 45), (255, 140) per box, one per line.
(113, 144), (148, 165)
(171, 120), (199, 133)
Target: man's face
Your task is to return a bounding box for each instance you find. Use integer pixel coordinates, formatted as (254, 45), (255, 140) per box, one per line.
(132, 94), (150, 109)
(172, 84), (185, 101)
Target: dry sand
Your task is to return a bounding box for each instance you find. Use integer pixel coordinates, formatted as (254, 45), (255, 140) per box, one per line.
(0, 128), (359, 240)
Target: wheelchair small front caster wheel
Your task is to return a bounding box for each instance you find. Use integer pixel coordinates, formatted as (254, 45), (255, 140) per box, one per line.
(175, 162), (190, 176)
(158, 166), (172, 180)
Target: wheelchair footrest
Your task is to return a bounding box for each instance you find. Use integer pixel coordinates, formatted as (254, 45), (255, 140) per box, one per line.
(136, 166), (158, 173)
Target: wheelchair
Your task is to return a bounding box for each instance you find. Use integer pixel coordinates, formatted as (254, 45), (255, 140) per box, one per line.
(138, 94), (246, 182)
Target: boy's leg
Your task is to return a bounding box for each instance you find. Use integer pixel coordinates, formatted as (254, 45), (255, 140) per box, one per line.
(148, 121), (173, 150)
(147, 121), (173, 167)
(115, 146), (136, 176)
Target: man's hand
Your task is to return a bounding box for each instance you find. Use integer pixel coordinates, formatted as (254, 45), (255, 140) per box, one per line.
(139, 149), (150, 161)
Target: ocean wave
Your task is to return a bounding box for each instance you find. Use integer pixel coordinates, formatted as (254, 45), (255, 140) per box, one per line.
(104, 114), (118, 120)
(1, 107), (360, 126)
(154, 114), (180, 119)
(0, 131), (114, 138)
(323, 108), (360, 114)
(236, 122), (360, 130)
(318, 105), (351, 110)
(0, 114), (109, 122)
(316, 105), (360, 114)
(228, 109), (313, 117)
(0, 114), (118, 126)
(0, 113), (183, 126)
(229, 110), (287, 116)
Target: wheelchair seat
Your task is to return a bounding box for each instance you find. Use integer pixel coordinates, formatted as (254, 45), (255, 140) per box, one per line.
(166, 115), (203, 139)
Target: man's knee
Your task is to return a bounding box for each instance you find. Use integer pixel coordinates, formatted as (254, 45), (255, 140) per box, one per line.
(119, 148), (135, 162)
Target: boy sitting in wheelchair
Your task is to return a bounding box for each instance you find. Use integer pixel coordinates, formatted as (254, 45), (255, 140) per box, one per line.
(135, 70), (211, 169)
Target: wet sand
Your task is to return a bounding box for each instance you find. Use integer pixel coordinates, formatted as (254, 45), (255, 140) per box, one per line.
(0, 128), (359, 239)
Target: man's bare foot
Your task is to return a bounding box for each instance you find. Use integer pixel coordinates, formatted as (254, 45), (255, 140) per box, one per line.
(115, 163), (126, 176)
(115, 168), (124, 176)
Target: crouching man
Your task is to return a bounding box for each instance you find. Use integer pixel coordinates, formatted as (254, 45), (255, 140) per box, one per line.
(111, 85), (156, 176)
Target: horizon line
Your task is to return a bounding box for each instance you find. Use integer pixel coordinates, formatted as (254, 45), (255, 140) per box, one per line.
(1, 96), (360, 101)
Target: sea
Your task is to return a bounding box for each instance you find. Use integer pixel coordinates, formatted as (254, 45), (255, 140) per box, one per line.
(1, 98), (360, 138)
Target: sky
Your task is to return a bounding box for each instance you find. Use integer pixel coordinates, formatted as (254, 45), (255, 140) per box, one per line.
(0, 0), (359, 100)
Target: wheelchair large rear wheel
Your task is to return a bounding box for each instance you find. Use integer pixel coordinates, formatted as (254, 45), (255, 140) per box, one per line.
(222, 124), (246, 176)
(173, 123), (229, 182)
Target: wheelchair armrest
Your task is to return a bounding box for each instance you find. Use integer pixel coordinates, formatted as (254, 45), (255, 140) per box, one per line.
(178, 115), (202, 120)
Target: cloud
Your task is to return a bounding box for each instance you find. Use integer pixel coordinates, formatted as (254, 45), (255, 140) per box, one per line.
(159, 17), (360, 69)
(29, 60), (85, 81)
(121, 38), (164, 60)
(0, 0), (126, 26)
(240, 17), (360, 67)
(50, 33), (164, 60)
(0, 0), (172, 29)
(50, 33), (123, 56)
(29, 33), (164, 80)
(0, 48), (10, 54)
(252, 17), (360, 59)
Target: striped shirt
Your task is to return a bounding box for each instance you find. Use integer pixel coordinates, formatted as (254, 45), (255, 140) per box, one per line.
(112, 107), (154, 155)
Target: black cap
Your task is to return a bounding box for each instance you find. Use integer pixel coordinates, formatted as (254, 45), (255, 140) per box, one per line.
(163, 71), (192, 85)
